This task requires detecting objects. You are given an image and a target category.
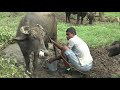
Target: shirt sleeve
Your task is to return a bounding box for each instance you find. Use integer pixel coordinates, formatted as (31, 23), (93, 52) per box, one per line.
(67, 39), (75, 50)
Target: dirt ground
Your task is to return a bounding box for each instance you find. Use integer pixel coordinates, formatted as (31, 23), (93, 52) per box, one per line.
(1, 43), (120, 78)
(1, 12), (120, 78)
(32, 46), (120, 78)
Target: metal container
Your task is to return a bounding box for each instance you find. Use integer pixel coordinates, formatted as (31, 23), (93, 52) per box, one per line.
(47, 61), (57, 71)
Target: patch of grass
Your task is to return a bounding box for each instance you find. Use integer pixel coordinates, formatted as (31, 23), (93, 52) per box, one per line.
(105, 12), (120, 18)
(57, 13), (120, 48)
(0, 12), (25, 46)
(111, 74), (120, 78)
(0, 57), (29, 78)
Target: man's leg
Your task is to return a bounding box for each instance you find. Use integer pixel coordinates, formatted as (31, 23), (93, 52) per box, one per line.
(47, 45), (71, 70)
(48, 55), (62, 63)
(47, 54), (70, 69)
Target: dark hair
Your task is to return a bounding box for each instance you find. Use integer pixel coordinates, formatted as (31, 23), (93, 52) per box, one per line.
(66, 27), (77, 35)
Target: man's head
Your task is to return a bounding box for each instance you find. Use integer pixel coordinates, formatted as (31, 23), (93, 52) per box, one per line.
(66, 27), (76, 40)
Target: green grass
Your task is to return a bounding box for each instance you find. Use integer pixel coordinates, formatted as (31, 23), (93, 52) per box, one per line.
(57, 21), (120, 48)
(0, 57), (29, 78)
(0, 12), (25, 45)
(105, 12), (120, 17)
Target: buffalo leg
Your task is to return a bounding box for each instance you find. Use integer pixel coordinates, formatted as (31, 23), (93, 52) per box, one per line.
(45, 43), (49, 50)
(66, 13), (68, 23)
(81, 17), (84, 24)
(33, 52), (38, 71)
(22, 53), (30, 72)
(77, 14), (80, 24)
(66, 12), (71, 23)
(89, 19), (93, 24)
(53, 45), (57, 57)
(68, 14), (71, 23)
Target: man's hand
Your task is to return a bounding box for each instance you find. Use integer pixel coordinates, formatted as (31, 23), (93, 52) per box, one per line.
(49, 37), (63, 50)
(49, 37), (54, 43)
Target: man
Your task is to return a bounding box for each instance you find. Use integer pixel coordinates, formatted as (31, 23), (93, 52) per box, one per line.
(47, 27), (93, 72)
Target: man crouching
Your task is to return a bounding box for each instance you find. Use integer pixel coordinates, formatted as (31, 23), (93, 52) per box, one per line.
(47, 27), (93, 72)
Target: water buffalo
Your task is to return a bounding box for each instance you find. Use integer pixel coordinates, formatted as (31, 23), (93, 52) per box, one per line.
(87, 12), (96, 24)
(14, 12), (57, 72)
(106, 41), (120, 57)
(65, 12), (87, 24)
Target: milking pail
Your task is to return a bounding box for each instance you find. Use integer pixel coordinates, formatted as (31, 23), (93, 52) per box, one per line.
(47, 61), (57, 71)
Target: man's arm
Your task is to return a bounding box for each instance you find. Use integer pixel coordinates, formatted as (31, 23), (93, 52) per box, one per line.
(50, 38), (63, 50)
(67, 39), (74, 50)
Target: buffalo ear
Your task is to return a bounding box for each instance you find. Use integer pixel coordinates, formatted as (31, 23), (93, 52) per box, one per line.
(20, 26), (30, 34)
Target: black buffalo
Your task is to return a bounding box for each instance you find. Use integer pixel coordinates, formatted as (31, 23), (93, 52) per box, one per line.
(14, 12), (57, 72)
(65, 12), (87, 24)
(106, 41), (120, 57)
(65, 12), (96, 25)
(87, 12), (96, 24)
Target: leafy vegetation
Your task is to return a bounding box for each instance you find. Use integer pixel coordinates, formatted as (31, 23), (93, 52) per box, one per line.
(0, 12), (25, 46)
(0, 57), (29, 78)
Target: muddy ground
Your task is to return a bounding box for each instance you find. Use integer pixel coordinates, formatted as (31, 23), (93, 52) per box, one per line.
(1, 43), (120, 78)
(0, 12), (120, 78)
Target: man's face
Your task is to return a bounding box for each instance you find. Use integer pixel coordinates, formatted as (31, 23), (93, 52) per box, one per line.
(66, 32), (74, 40)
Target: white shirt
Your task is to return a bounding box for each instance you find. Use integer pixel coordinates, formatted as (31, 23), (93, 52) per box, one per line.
(67, 35), (93, 66)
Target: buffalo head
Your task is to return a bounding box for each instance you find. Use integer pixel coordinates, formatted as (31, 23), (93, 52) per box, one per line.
(106, 41), (120, 57)
(14, 24), (49, 58)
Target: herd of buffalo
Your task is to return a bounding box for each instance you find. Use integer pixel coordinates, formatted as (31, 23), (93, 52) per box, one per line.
(65, 12), (96, 24)
(13, 12), (120, 72)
